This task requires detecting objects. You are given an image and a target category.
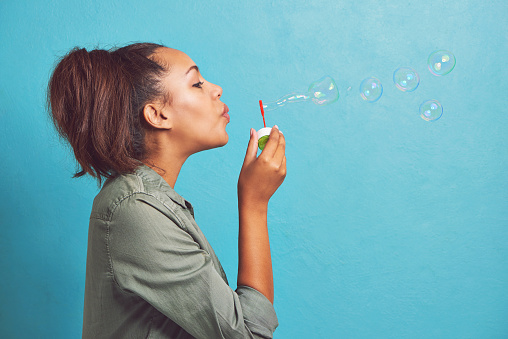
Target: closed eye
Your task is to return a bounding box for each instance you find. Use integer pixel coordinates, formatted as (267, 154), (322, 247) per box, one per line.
(193, 81), (204, 88)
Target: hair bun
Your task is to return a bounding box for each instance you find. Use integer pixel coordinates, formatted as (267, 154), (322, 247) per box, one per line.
(47, 43), (166, 185)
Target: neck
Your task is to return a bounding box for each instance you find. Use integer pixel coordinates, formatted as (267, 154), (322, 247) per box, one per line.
(142, 130), (198, 188)
(143, 153), (188, 189)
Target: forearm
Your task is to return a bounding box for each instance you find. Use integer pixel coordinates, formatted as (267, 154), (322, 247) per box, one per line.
(236, 126), (285, 305)
(237, 197), (274, 304)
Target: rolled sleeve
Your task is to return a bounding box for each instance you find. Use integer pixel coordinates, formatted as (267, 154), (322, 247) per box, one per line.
(236, 286), (278, 338)
(108, 193), (278, 339)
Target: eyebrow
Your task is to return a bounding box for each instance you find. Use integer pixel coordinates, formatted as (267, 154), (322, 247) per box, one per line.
(186, 65), (199, 75)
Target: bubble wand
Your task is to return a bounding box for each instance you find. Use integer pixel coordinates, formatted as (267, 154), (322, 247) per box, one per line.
(257, 99), (271, 150)
(259, 100), (266, 128)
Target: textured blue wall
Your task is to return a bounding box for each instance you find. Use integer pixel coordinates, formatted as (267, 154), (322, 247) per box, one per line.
(1, 1), (507, 338)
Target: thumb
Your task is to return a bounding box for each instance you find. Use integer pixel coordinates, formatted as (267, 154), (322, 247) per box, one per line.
(242, 128), (258, 166)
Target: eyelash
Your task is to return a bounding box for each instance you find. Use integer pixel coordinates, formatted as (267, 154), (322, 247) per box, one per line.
(193, 81), (204, 88)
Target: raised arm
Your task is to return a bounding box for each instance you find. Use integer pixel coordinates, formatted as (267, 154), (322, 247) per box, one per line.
(237, 126), (286, 303)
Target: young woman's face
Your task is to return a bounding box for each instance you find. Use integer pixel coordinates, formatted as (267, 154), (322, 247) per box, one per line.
(156, 47), (230, 154)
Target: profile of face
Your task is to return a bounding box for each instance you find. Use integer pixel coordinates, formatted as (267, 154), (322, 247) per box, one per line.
(147, 47), (230, 155)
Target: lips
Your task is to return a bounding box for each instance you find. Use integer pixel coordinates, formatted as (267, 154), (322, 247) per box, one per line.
(222, 104), (230, 123)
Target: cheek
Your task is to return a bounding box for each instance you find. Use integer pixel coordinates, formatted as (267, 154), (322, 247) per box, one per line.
(172, 97), (219, 132)
(181, 96), (211, 120)
(179, 111), (215, 137)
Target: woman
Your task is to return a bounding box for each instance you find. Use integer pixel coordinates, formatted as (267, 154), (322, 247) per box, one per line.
(48, 43), (286, 338)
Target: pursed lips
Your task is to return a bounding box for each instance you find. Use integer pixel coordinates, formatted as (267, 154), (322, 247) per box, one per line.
(222, 104), (230, 123)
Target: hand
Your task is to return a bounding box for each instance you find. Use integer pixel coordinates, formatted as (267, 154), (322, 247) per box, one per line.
(238, 126), (286, 205)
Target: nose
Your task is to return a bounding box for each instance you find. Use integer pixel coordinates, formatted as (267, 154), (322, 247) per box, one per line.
(213, 83), (222, 99)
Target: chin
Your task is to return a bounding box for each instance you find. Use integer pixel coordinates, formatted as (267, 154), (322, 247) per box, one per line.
(217, 134), (229, 148)
(203, 134), (228, 151)
(223, 132), (229, 144)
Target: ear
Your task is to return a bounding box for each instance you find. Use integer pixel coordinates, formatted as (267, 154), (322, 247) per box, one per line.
(142, 103), (172, 130)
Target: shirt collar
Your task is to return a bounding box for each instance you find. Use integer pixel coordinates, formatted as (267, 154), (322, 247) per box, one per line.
(134, 164), (189, 209)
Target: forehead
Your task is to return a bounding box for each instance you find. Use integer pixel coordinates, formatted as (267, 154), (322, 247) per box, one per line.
(154, 47), (195, 74)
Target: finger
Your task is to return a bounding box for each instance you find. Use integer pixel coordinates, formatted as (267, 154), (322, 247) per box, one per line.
(242, 128), (258, 167)
(280, 155), (287, 176)
(260, 125), (281, 158)
(273, 130), (286, 166)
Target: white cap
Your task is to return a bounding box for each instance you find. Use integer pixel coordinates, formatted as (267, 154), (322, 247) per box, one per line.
(257, 127), (272, 139)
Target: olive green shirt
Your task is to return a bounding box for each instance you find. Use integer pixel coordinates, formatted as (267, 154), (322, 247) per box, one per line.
(82, 165), (278, 338)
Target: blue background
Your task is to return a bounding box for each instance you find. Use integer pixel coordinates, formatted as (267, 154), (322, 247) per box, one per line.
(1, 1), (507, 338)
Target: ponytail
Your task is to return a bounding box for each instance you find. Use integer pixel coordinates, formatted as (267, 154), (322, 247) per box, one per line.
(47, 43), (167, 185)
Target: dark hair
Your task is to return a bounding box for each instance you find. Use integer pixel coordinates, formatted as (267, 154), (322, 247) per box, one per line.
(47, 42), (168, 185)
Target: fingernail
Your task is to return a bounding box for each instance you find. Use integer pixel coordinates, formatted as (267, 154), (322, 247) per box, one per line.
(274, 125), (279, 130)
(250, 128), (254, 137)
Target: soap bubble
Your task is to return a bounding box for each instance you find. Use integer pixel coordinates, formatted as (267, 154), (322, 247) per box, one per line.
(393, 67), (420, 92)
(262, 75), (339, 111)
(308, 76), (339, 106)
(428, 50), (456, 76)
(359, 77), (383, 102)
(419, 99), (443, 121)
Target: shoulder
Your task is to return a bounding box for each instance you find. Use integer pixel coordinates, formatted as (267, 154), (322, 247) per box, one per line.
(90, 165), (184, 223)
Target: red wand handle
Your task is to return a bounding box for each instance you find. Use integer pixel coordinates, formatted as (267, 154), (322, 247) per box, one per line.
(259, 100), (266, 128)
